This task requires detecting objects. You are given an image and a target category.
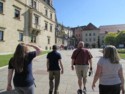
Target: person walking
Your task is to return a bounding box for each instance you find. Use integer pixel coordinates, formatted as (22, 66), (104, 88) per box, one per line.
(7, 43), (42, 94)
(46, 45), (64, 94)
(92, 45), (125, 94)
(71, 41), (93, 94)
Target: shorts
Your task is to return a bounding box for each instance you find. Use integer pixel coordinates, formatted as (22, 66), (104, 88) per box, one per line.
(75, 65), (89, 80)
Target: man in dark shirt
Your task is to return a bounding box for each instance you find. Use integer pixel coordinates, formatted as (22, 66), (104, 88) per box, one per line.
(71, 41), (93, 94)
(47, 45), (64, 94)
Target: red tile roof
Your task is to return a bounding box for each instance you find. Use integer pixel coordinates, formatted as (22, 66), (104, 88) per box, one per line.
(83, 23), (99, 30)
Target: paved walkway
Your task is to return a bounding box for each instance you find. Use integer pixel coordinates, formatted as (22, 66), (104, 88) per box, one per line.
(0, 49), (125, 94)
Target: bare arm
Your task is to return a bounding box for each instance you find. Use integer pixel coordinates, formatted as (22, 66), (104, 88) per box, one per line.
(89, 59), (92, 69)
(92, 65), (102, 90)
(7, 69), (14, 91)
(27, 44), (42, 56)
(59, 59), (64, 74)
(71, 59), (75, 70)
(118, 68), (125, 94)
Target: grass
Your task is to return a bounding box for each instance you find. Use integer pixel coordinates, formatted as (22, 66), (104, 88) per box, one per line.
(117, 49), (125, 59)
(119, 53), (125, 59)
(0, 51), (50, 67)
(0, 54), (13, 67)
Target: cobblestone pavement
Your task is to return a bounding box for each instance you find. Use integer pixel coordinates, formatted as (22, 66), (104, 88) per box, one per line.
(0, 49), (125, 94)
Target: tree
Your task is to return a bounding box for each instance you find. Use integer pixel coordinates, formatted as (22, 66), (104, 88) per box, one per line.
(104, 32), (117, 45)
(116, 31), (125, 46)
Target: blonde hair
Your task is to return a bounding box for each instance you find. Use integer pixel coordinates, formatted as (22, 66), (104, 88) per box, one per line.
(103, 45), (120, 64)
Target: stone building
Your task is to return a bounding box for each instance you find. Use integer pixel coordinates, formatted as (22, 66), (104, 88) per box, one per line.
(82, 23), (100, 48)
(71, 26), (85, 47)
(0, 0), (56, 53)
(55, 23), (73, 49)
(72, 23), (125, 48)
(99, 24), (125, 47)
(71, 23), (99, 48)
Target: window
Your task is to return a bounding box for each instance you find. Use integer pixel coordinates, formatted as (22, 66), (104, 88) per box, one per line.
(0, 2), (3, 13)
(45, 22), (48, 30)
(34, 15), (39, 25)
(19, 33), (23, 41)
(31, 35), (36, 43)
(45, 9), (48, 16)
(50, 13), (52, 19)
(93, 33), (95, 36)
(31, 0), (33, 7)
(47, 37), (50, 44)
(14, 9), (20, 19)
(89, 38), (91, 42)
(0, 31), (3, 41)
(86, 38), (88, 42)
(86, 33), (87, 36)
(33, 1), (37, 9)
(93, 38), (96, 41)
(89, 33), (91, 36)
(50, 24), (52, 32)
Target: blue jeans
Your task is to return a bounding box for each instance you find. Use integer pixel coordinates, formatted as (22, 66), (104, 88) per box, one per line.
(15, 84), (34, 94)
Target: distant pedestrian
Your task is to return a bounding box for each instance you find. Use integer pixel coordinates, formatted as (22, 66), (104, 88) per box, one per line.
(92, 45), (125, 94)
(7, 43), (42, 94)
(71, 41), (93, 94)
(46, 45), (64, 94)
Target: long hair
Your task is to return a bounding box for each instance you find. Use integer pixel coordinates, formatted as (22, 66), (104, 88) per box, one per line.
(103, 45), (120, 64)
(12, 43), (28, 72)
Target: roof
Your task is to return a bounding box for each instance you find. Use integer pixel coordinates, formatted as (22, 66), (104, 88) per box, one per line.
(99, 24), (125, 33)
(83, 23), (99, 30)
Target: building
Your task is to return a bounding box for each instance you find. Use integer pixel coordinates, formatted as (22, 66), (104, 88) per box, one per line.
(82, 23), (100, 48)
(71, 23), (99, 48)
(71, 26), (85, 47)
(0, 0), (56, 53)
(72, 23), (125, 48)
(55, 23), (73, 49)
(99, 24), (125, 47)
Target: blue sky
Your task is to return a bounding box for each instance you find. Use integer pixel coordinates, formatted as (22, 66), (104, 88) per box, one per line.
(53, 0), (125, 27)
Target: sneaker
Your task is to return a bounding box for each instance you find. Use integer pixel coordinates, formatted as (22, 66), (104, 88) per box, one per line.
(77, 89), (82, 94)
(83, 87), (86, 94)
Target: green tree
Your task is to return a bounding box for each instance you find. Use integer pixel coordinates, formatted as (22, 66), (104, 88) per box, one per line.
(116, 31), (125, 46)
(104, 32), (117, 45)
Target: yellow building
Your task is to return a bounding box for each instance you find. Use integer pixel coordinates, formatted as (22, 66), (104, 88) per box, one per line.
(0, 0), (56, 53)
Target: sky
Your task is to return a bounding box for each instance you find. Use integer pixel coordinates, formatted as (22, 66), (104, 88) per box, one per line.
(53, 0), (125, 27)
